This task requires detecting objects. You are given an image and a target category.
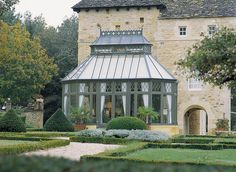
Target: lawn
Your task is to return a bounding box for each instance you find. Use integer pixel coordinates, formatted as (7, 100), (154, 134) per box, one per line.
(0, 140), (38, 146)
(125, 148), (236, 166)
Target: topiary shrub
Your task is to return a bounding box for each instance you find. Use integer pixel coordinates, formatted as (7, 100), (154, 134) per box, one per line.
(44, 109), (74, 132)
(106, 117), (147, 130)
(0, 109), (26, 132)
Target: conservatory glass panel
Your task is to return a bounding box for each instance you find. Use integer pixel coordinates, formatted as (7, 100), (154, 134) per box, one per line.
(70, 84), (77, 93)
(146, 55), (162, 78)
(130, 94), (135, 116)
(149, 56), (173, 79)
(88, 95), (96, 124)
(99, 55), (111, 79)
(152, 94), (161, 123)
(92, 56), (104, 79)
(101, 95), (112, 123)
(136, 57), (149, 78)
(70, 95), (77, 107)
(115, 95), (125, 117)
(63, 95), (69, 115)
(122, 55), (132, 78)
(114, 55), (125, 78)
(107, 55), (119, 78)
(165, 83), (172, 93)
(129, 55), (140, 78)
(163, 95), (172, 124)
(79, 57), (96, 79)
(64, 84), (69, 94)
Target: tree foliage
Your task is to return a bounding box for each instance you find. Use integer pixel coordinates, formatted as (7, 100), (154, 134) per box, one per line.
(0, 0), (20, 25)
(0, 21), (58, 104)
(178, 27), (236, 89)
(44, 109), (74, 132)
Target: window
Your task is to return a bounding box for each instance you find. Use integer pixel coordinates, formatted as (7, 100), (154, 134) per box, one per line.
(188, 78), (202, 91)
(140, 17), (144, 23)
(115, 25), (121, 30)
(179, 26), (187, 36)
(208, 25), (216, 36)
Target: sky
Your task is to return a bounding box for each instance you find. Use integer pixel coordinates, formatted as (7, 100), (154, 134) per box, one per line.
(15, 0), (80, 27)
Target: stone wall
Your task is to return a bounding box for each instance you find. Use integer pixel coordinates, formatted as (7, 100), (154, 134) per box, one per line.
(23, 110), (43, 129)
(77, 8), (236, 134)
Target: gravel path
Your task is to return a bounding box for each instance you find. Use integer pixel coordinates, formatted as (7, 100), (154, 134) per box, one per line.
(24, 142), (120, 161)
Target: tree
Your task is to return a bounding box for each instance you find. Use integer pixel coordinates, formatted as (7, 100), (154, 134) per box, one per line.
(21, 14), (78, 122)
(40, 16), (78, 122)
(178, 27), (236, 89)
(0, 0), (20, 25)
(0, 21), (58, 105)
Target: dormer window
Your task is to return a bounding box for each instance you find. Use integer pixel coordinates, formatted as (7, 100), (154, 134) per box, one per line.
(179, 26), (187, 36)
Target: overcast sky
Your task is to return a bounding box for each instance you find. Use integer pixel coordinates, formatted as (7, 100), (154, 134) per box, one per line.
(15, 0), (80, 27)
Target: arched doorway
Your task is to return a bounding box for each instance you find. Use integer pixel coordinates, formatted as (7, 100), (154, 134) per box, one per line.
(184, 106), (208, 135)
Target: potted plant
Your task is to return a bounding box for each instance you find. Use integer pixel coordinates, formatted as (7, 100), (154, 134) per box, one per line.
(216, 118), (229, 131)
(68, 106), (92, 131)
(137, 106), (158, 128)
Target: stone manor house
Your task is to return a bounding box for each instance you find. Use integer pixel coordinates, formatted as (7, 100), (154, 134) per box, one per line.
(62, 0), (236, 135)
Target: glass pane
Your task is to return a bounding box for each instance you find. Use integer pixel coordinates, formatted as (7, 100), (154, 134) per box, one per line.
(137, 94), (145, 108)
(130, 94), (135, 116)
(163, 95), (172, 124)
(152, 94), (161, 123)
(165, 83), (172, 93)
(70, 84), (77, 93)
(63, 95), (69, 115)
(70, 95), (76, 107)
(64, 84), (69, 94)
(79, 83), (90, 93)
(88, 95), (96, 124)
(101, 95), (112, 123)
(152, 82), (161, 92)
(115, 95), (125, 117)
(80, 95), (90, 110)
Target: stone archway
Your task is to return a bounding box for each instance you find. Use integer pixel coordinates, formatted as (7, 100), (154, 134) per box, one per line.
(184, 106), (208, 135)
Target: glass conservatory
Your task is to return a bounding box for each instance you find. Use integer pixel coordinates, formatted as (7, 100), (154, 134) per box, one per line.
(62, 30), (177, 126)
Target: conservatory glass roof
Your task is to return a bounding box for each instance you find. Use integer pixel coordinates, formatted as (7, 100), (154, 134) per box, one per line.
(62, 30), (176, 82)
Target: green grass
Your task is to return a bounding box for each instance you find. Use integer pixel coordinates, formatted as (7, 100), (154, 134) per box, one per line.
(0, 140), (38, 146)
(125, 148), (236, 166)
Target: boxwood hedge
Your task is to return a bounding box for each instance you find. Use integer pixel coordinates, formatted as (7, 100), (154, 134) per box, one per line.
(1, 156), (236, 172)
(0, 110), (26, 132)
(106, 117), (147, 130)
(44, 109), (74, 132)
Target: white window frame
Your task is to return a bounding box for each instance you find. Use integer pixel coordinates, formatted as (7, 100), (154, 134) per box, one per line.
(208, 25), (217, 36)
(179, 26), (187, 36)
(188, 78), (203, 91)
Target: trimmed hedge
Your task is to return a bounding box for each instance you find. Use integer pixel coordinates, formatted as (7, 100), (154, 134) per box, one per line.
(172, 138), (215, 144)
(106, 117), (147, 130)
(1, 156), (236, 172)
(0, 139), (70, 155)
(44, 109), (74, 132)
(146, 143), (236, 150)
(0, 110), (26, 132)
(26, 128), (44, 132)
(70, 136), (133, 144)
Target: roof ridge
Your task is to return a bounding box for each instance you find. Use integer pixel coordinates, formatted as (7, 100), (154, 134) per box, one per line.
(101, 29), (143, 36)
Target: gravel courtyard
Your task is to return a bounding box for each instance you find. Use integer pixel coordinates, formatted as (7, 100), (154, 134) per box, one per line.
(24, 142), (120, 161)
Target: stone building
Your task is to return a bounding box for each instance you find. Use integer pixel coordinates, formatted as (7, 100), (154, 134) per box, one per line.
(63, 0), (236, 135)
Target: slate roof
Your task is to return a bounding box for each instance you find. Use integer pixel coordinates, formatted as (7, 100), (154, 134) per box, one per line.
(72, 0), (164, 11)
(160, 0), (236, 19)
(92, 30), (151, 46)
(72, 0), (236, 18)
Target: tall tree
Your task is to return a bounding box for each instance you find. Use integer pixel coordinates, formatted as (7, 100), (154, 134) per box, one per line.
(0, 0), (20, 25)
(178, 27), (236, 89)
(0, 21), (58, 105)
